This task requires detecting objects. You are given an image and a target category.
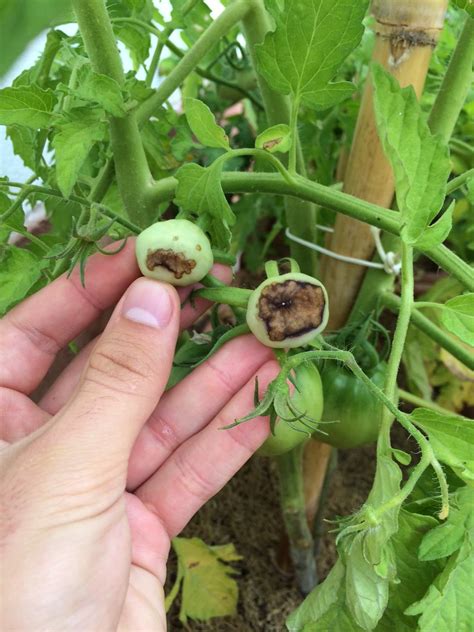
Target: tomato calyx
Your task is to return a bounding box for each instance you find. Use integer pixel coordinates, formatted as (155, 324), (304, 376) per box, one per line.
(225, 352), (323, 436)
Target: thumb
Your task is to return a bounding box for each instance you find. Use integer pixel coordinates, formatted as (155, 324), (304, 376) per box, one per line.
(51, 277), (180, 470)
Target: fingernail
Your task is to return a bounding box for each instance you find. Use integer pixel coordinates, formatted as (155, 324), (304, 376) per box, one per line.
(122, 279), (173, 329)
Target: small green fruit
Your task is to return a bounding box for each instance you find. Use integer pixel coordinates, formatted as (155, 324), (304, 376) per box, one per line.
(246, 273), (329, 349)
(258, 362), (323, 457)
(136, 219), (213, 287)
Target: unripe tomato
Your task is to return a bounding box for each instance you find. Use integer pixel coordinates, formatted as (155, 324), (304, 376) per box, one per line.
(312, 362), (387, 449)
(136, 219), (213, 287)
(258, 362), (324, 457)
(246, 273), (329, 349)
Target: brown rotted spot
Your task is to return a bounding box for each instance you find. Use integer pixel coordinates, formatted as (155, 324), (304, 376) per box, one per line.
(146, 248), (196, 279)
(263, 138), (282, 151)
(258, 280), (325, 342)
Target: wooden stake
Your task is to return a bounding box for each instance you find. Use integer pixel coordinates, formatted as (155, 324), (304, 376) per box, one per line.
(304, 0), (448, 527)
(322, 0), (449, 329)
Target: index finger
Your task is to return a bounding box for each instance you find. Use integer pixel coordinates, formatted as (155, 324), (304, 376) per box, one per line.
(0, 239), (140, 394)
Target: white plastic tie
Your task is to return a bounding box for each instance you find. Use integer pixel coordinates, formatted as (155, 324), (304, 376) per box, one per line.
(285, 226), (401, 275)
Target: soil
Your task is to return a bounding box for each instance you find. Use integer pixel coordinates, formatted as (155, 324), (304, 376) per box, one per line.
(166, 440), (383, 631)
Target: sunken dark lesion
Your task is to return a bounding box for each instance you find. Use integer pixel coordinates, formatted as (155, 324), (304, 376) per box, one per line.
(146, 248), (196, 279)
(258, 280), (325, 342)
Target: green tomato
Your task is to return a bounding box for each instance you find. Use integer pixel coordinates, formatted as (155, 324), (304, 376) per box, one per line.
(136, 219), (213, 287)
(246, 273), (329, 349)
(258, 362), (324, 457)
(312, 362), (387, 449)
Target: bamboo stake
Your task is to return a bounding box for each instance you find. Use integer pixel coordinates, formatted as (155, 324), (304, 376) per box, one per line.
(322, 0), (449, 328)
(303, 0), (448, 527)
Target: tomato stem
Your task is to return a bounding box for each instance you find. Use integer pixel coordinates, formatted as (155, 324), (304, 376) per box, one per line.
(136, 0), (254, 124)
(398, 389), (456, 415)
(382, 292), (474, 371)
(428, 15), (474, 144)
(446, 168), (474, 196)
(241, 0), (318, 275)
(275, 446), (317, 594)
(145, 172), (474, 291)
(282, 348), (450, 519)
(71, 0), (155, 226)
(380, 243), (414, 448)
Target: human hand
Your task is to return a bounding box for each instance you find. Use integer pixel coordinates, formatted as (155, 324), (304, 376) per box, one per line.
(0, 241), (278, 631)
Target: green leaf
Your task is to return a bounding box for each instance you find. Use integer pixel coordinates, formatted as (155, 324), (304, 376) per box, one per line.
(466, 176), (474, 204)
(344, 533), (390, 630)
(170, 0), (212, 47)
(72, 67), (126, 117)
(287, 511), (444, 632)
(168, 537), (241, 624)
(6, 126), (40, 171)
(0, 85), (56, 129)
(0, 193), (25, 243)
(439, 293), (474, 347)
(405, 534), (473, 631)
(52, 110), (107, 198)
(308, 81), (357, 110)
(286, 561), (363, 632)
(402, 328), (433, 401)
(0, 245), (43, 316)
(113, 23), (150, 70)
(410, 408), (474, 483)
(414, 201), (454, 250)
(451, 0), (474, 17)
(375, 510), (442, 632)
(184, 98), (230, 150)
(175, 162), (235, 249)
(372, 65), (451, 245)
(419, 487), (474, 561)
(392, 448), (412, 466)
(0, 0), (71, 77)
(255, 0), (368, 108)
(256, 123), (292, 154)
(340, 455), (402, 630)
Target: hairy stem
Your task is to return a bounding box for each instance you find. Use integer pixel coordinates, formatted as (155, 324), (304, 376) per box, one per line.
(71, 0), (154, 226)
(380, 243), (414, 449)
(145, 171), (474, 290)
(398, 388), (454, 415)
(5, 174), (472, 292)
(275, 447), (317, 594)
(0, 176), (37, 222)
(115, 17), (262, 107)
(136, 0), (253, 124)
(0, 182), (141, 235)
(90, 159), (115, 202)
(283, 349), (449, 518)
(382, 292), (474, 371)
(429, 16), (474, 143)
(446, 168), (474, 195)
(241, 0), (318, 274)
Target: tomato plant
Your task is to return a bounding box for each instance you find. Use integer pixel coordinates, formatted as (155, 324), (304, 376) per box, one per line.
(1, 0), (474, 629)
